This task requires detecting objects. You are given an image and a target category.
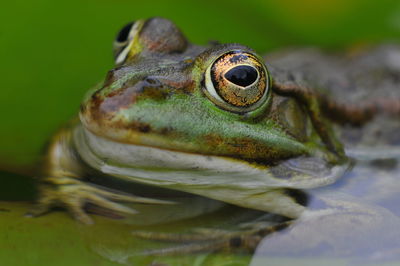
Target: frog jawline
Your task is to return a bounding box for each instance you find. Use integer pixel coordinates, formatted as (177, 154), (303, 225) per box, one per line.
(74, 125), (347, 190)
(74, 125), (349, 218)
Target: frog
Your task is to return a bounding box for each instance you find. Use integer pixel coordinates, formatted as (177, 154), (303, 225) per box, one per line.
(26, 17), (400, 253)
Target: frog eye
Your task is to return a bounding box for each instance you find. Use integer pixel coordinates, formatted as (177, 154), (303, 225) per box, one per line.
(204, 51), (270, 113)
(113, 21), (142, 65)
(116, 21), (134, 43)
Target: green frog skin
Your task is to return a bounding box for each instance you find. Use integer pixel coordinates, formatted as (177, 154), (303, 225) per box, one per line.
(28, 17), (400, 253)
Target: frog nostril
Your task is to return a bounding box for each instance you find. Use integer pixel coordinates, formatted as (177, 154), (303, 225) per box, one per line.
(224, 65), (258, 87)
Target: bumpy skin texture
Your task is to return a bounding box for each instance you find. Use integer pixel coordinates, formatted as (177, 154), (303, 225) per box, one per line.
(267, 45), (400, 147)
(28, 18), (400, 253)
(81, 44), (314, 162)
(131, 46), (400, 255)
(80, 18), (347, 164)
(28, 17), (345, 224)
(240, 46), (400, 258)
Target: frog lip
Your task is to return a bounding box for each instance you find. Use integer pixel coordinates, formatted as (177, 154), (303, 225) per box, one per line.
(73, 125), (349, 191)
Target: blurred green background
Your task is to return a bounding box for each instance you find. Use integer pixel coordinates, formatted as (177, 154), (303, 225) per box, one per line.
(1, 0), (400, 171)
(1, 1), (400, 264)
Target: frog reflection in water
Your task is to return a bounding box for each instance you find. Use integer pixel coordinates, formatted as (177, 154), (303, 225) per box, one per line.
(28, 18), (400, 253)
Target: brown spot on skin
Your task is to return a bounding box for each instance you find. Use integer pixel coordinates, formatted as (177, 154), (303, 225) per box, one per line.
(126, 121), (152, 133)
(137, 123), (151, 133)
(202, 133), (293, 162)
(88, 91), (107, 122)
(101, 116), (154, 135)
(100, 86), (136, 114)
(80, 103), (86, 114)
(106, 118), (186, 143)
(138, 79), (169, 101)
(93, 78), (167, 119)
(86, 81), (121, 118)
(83, 73), (195, 135)
(102, 70), (117, 89)
(160, 78), (195, 94)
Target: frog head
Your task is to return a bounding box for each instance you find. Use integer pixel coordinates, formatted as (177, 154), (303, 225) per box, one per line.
(78, 18), (348, 217)
(80, 17), (322, 162)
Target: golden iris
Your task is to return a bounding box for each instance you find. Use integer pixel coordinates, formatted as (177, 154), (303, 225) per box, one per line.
(210, 51), (267, 107)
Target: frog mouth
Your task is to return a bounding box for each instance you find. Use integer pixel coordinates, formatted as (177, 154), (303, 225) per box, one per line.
(75, 124), (347, 183)
(73, 125), (350, 218)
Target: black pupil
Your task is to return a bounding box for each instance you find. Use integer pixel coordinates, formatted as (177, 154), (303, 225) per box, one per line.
(224, 65), (258, 87)
(116, 22), (134, 42)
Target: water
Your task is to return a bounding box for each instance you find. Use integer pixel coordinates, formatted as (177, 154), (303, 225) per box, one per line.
(254, 155), (400, 265)
(1, 148), (400, 265)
